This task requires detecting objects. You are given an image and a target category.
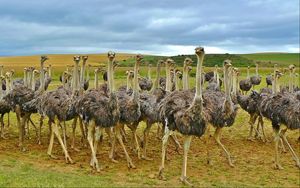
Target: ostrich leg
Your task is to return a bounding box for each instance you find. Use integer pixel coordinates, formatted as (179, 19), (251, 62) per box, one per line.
(158, 125), (172, 180)
(280, 128), (300, 168)
(128, 123), (141, 159)
(274, 128), (283, 169)
(53, 120), (73, 163)
(214, 127), (234, 167)
(87, 121), (101, 172)
(93, 126), (104, 158)
(0, 115), (7, 139)
(205, 125), (212, 165)
(141, 121), (153, 161)
(108, 127), (119, 163)
(37, 116), (44, 144)
(71, 116), (79, 150)
(29, 117), (38, 139)
(248, 114), (258, 140)
(115, 123), (136, 169)
(62, 121), (68, 150)
(47, 121), (57, 159)
(180, 136), (193, 186)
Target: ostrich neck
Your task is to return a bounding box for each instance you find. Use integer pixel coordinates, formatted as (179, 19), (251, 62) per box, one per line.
(216, 71), (220, 86)
(80, 62), (86, 85)
(107, 59), (115, 92)
(126, 74), (130, 91)
(165, 65), (171, 92)
(133, 60), (140, 95)
(40, 62), (45, 91)
(94, 72), (98, 89)
(48, 67), (52, 78)
(224, 66), (231, 101)
(183, 65), (189, 90)
(151, 63), (161, 92)
(0, 67), (3, 77)
(31, 73), (36, 91)
(289, 70), (293, 92)
(232, 72), (236, 96)
(86, 66), (90, 81)
(175, 75), (180, 91)
(195, 54), (204, 99)
(24, 71), (27, 87)
(72, 62), (79, 92)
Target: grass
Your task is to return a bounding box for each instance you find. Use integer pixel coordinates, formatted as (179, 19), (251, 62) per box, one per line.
(0, 53), (299, 187)
(240, 53), (300, 67)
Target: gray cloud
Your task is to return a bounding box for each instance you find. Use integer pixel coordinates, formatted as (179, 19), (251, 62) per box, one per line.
(0, 0), (299, 56)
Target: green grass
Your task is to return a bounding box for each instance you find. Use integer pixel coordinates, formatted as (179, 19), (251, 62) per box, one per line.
(240, 53), (300, 67)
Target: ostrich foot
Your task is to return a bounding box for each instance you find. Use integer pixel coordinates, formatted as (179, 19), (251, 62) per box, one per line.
(158, 167), (165, 180)
(295, 161), (300, 169)
(135, 148), (141, 160)
(65, 155), (74, 164)
(110, 158), (119, 163)
(127, 160), (136, 169)
(90, 158), (103, 172)
(274, 163), (284, 170)
(228, 159), (235, 168)
(71, 147), (81, 152)
(141, 155), (153, 161)
(48, 154), (58, 160)
(36, 139), (42, 145)
(1, 134), (8, 139)
(180, 176), (194, 187)
(247, 137), (255, 141)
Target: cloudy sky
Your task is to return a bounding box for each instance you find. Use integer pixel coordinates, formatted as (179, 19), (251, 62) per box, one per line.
(0, 0), (299, 56)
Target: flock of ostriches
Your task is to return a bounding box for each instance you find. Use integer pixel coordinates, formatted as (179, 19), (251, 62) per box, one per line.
(0, 47), (299, 186)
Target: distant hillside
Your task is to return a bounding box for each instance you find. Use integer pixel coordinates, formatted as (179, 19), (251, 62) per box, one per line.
(123, 53), (254, 67)
(240, 53), (299, 67)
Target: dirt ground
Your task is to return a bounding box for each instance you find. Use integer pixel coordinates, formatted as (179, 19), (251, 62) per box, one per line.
(0, 109), (299, 187)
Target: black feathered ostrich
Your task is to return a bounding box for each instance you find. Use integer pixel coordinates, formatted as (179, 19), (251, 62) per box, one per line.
(0, 74), (10, 139)
(139, 62), (153, 91)
(76, 51), (135, 171)
(250, 63), (262, 89)
(158, 47), (207, 186)
(203, 59), (239, 167)
(116, 54), (143, 159)
(257, 70), (300, 169)
(239, 66), (252, 94)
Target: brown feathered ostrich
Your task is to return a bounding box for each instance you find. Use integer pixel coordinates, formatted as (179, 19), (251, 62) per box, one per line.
(0, 74), (10, 139)
(203, 59), (238, 167)
(158, 47), (207, 186)
(257, 70), (300, 169)
(76, 51), (135, 171)
(239, 66), (252, 94)
(250, 63), (262, 88)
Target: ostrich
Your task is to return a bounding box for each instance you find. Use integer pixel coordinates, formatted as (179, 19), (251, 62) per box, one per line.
(266, 75), (272, 87)
(3, 56), (49, 151)
(0, 75), (10, 139)
(139, 63), (153, 91)
(80, 56), (90, 91)
(182, 58), (193, 90)
(158, 47), (207, 185)
(288, 64), (296, 93)
(206, 65), (221, 91)
(257, 70), (300, 169)
(115, 54), (143, 159)
(39, 56), (83, 163)
(250, 63), (262, 88)
(239, 66), (252, 94)
(203, 59), (239, 167)
(77, 51), (135, 171)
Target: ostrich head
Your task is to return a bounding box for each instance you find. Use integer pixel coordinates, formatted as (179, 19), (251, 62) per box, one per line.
(224, 59), (232, 68)
(195, 47), (205, 55)
(165, 58), (175, 68)
(33, 69), (40, 75)
(176, 69), (183, 79)
(136, 54), (143, 64)
(41, 56), (48, 63)
(184, 58), (193, 67)
(82, 55), (88, 62)
(108, 51), (116, 62)
(73, 56), (81, 64)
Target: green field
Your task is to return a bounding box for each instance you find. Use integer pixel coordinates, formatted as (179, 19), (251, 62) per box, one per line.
(0, 52), (299, 187)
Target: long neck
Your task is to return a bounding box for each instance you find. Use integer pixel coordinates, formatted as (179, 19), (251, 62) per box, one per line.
(48, 66), (52, 78)
(86, 66), (90, 81)
(289, 69), (293, 92)
(175, 75), (180, 91)
(151, 63), (161, 92)
(165, 65), (171, 92)
(24, 70), (27, 87)
(80, 62), (86, 86)
(72, 62), (79, 93)
(94, 72), (98, 89)
(31, 73), (36, 91)
(0, 67), (3, 77)
(195, 53), (204, 99)
(5, 77), (10, 93)
(126, 74), (130, 91)
(224, 66), (231, 101)
(40, 63), (45, 91)
(232, 72), (236, 96)
(133, 60), (140, 94)
(183, 65), (189, 90)
(107, 60), (115, 92)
